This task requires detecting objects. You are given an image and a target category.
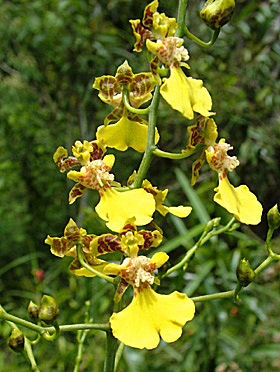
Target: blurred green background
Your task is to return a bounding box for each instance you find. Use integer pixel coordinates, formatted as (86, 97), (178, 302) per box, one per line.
(0, 0), (280, 371)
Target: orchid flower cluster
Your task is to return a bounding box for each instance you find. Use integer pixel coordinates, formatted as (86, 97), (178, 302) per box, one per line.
(44, 0), (263, 352)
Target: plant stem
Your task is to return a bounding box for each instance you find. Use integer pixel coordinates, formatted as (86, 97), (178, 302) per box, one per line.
(192, 290), (234, 303)
(114, 343), (125, 372)
(175, 0), (189, 37)
(1, 306), (40, 371)
(162, 217), (236, 278)
(103, 331), (118, 372)
(0, 307), (110, 335)
(191, 252), (280, 303)
(153, 146), (203, 159)
(73, 329), (89, 372)
(76, 245), (115, 284)
(132, 85), (160, 188)
(184, 27), (220, 47)
(122, 90), (150, 115)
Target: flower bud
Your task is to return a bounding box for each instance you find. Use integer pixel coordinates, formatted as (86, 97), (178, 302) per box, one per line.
(28, 301), (39, 321)
(267, 204), (280, 231)
(205, 217), (221, 233)
(236, 258), (255, 287)
(8, 329), (25, 352)
(200, 0), (235, 29)
(38, 295), (59, 324)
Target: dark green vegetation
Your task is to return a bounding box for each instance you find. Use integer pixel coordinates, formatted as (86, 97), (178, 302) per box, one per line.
(0, 0), (279, 371)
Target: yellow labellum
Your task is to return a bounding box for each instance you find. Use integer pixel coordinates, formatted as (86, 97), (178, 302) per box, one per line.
(160, 67), (213, 120)
(95, 188), (156, 232)
(110, 286), (195, 349)
(97, 115), (159, 153)
(214, 176), (263, 225)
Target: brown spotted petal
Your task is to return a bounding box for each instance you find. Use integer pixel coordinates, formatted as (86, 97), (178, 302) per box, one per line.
(53, 146), (80, 173)
(81, 234), (97, 253)
(129, 72), (156, 108)
(129, 19), (153, 52)
(69, 183), (87, 205)
(114, 278), (130, 303)
(45, 236), (74, 258)
(90, 234), (122, 256)
(142, 0), (158, 28)
(89, 140), (107, 161)
(64, 218), (83, 241)
(115, 61), (134, 87)
(138, 229), (163, 251)
(93, 75), (122, 106)
(119, 217), (138, 236)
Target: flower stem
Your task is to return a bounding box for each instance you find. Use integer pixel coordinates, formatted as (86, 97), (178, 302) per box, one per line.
(153, 145), (204, 159)
(0, 306), (110, 335)
(122, 90), (150, 115)
(132, 85), (160, 189)
(162, 217), (236, 278)
(114, 343), (125, 372)
(191, 251), (280, 303)
(103, 331), (118, 372)
(175, 0), (189, 38)
(184, 27), (220, 47)
(76, 244), (116, 284)
(1, 306), (40, 371)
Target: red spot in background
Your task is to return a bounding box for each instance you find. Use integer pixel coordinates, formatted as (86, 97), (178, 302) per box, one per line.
(35, 269), (44, 282)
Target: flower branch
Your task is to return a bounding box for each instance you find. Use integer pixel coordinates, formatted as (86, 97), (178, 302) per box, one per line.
(0, 306), (110, 335)
(162, 217), (236, 279)
(153, 145), (204, 159)
(76, 244), (116, 285)
(184, 27), (220, 47)
(0, 305), (40, 372)
(132, 85), (161, 189)
(191, 248), (280, 303)
(122, 89), (150, 115)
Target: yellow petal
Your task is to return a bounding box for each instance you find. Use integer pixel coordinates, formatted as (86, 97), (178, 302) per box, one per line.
(110, 286), (195, 349)
(160, 67), (213, 120)
(164, 205), (192, 218)
(150, 252), (169, 268)
(214, 176), (263, 225)
(97, 116), (159, 153)
(69, 258), (108, 277)
(103, 263), (123, 276)
(102, 154), (115, 170)
(95, 188), (156, 232)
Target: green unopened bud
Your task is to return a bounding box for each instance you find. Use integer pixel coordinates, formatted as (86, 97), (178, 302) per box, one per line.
(8, 329), (25, 352)
(28, 301), (39, 321)
(267, 204), (280, 231)
(236, 258), (255, 287)
(200, 0), (235, 29)
(38, 295), (59, 324)
(205, 217), (221, 232)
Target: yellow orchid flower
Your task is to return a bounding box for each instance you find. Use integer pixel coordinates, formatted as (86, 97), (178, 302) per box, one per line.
(143, 179), (192, 218)
(206, 139), (262, 224)
(146, 38), (213, 119)
(185, 116), (263, 224)
(53, 140), (156, 232)
(45, 219), (108, 277)
(104, 252), (195, 349)
(129, 0), (177, 52)
(93, 60), (159, 152)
